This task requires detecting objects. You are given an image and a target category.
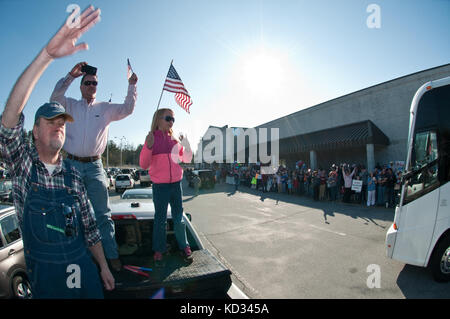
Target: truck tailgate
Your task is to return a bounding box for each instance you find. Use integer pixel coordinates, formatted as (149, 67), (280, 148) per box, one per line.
(105, 249), (232, 299)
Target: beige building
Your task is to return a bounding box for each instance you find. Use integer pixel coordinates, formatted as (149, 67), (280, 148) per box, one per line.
(198, 64), (450, 171)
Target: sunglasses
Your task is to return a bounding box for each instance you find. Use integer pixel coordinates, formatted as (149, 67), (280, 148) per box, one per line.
(164, 115), (175, 123)
(62, 204), (77, 237)
(83, 80), (98, 86)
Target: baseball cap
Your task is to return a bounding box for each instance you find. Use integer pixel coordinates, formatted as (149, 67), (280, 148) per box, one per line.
(34, 102), (74, 124)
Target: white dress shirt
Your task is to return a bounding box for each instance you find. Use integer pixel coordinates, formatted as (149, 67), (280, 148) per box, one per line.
(50, 74), (137, 157)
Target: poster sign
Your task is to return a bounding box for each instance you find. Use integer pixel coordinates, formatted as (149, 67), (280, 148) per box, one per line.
(351, 180), (363, 193)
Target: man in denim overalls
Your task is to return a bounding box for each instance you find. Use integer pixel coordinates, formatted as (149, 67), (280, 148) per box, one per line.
(0, 6), (115, 298)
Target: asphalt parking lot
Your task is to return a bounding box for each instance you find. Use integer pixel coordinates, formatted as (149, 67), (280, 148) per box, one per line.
(179, 179), (450, 299)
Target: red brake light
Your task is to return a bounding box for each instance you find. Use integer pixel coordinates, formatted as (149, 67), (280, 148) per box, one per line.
(112, 214), (137, 220)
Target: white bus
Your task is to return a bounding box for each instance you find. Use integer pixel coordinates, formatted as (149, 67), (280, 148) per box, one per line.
(386, 76), (450, 282)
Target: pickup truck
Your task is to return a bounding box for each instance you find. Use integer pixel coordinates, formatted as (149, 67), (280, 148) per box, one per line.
(106, 192), (246, 299)
(115, 174), (135, 193)
(138, 169), (152, 188)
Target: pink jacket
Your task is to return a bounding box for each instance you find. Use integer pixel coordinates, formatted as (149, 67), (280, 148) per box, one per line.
(139, 130), (192, 184)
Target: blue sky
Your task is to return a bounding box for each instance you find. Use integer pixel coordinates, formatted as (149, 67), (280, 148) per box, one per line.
(0, 0), (449, 153)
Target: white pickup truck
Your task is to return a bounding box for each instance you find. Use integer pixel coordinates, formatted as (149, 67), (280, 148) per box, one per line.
(115, 174), (135, 193)
(106, 191), (247, 299)
(138, 169), (151, 188)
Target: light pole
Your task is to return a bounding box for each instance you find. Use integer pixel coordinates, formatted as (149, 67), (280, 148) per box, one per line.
(114, 136), (127, 168)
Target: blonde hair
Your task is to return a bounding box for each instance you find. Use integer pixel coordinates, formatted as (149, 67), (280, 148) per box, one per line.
(149, 108), (180, 143)
(150, 108), (174, 135)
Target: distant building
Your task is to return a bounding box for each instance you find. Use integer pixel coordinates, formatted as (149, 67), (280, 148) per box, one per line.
(198, 64), (450, 171)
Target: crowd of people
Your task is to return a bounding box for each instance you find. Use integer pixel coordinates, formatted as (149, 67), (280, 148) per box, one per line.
(216, 161), (403, 208)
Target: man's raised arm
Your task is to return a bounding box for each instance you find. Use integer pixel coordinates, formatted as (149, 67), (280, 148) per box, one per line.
(1, 6), (101, 128)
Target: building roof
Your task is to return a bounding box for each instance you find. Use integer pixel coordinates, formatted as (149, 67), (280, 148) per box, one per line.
(257, 63), (450, 131)
(279, 120), (389, 153)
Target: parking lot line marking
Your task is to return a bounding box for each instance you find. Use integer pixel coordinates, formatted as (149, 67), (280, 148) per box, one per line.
(309, 224), (346, 237)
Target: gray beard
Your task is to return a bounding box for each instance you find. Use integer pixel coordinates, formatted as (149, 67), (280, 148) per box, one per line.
(49, 138), (64, 152)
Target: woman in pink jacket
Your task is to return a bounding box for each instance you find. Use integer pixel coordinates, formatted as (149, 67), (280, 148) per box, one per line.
(140, 108), (193, 266)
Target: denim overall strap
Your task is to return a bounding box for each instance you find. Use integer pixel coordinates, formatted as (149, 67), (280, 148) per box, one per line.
(22, 163), (86, 263)
(22, 162), (103, 298)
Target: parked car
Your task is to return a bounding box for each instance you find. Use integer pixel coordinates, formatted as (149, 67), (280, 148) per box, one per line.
(104, 170), (115, 191)
(105, 196), (246, 299)
(120, 168), (137, 181)
(0, 180), (12, 203)
(0, 205), (32, 299)
(138, 169), (152, 188)
(120, 188), (152, 200)
(188, 170), (215, 189)
(115, 174), (135, 193)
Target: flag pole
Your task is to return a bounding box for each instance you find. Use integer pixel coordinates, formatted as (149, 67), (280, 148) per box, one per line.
(156, 59), (173, 111)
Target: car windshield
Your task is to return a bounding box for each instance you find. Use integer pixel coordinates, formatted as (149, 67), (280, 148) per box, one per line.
(116, 175), (130, 181)
(122, 193), (152, 199)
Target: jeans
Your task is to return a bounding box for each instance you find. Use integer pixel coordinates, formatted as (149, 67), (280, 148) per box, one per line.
(152, 181), (189, 253)
(343, 187), (352, 203)
(329, 186), (337, 201)
(66, 158), (118, 259)
(377, 185), (385, 206)
(385, 186), (395, 207)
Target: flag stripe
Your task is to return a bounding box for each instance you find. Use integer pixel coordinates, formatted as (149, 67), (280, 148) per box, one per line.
(163, 85), (189, 95)
(175, 93), (192, 113)
(164, 79), (186, 88)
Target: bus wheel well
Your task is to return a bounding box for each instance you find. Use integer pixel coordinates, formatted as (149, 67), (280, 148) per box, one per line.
(427, 229), (450, 282)
(427, 229), (450, 267)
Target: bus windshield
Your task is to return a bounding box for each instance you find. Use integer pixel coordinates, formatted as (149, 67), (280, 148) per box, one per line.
(403, 83), (450, 204)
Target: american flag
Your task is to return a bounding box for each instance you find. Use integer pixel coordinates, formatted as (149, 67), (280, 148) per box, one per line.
(163, 64), (192, 113)
(127, 58), (133, 79)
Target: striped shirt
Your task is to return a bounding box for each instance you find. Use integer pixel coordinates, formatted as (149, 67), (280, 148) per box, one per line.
(0, 114), (101, 247)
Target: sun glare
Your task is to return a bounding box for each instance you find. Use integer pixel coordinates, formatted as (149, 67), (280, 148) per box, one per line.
(240, 47), (285, 97)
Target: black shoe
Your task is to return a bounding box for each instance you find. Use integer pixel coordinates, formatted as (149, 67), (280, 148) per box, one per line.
(153, 252), (165, 267)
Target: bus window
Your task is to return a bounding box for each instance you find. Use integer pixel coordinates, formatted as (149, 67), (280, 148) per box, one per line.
(405, 130), (439, 203)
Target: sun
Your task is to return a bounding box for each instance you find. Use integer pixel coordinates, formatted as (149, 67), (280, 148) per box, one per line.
(240, 47), (285, 98)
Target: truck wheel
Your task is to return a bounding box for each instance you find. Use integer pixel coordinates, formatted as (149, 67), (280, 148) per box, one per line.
(12, 275), (32, 299)
(429, 235), (450, 282)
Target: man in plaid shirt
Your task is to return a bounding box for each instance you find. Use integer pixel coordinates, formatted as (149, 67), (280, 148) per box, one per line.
(0, 6), (114, 298)
(0, 111), (102, 244)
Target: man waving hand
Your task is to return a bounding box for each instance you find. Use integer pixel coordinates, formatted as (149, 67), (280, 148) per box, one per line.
(0, 6), (115, 298)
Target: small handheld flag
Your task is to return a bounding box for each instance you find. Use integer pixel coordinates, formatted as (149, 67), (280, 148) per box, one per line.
(127, 58), (134, 80)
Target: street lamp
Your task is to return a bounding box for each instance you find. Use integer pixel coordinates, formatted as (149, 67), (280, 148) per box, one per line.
(114, 136), (127, 167)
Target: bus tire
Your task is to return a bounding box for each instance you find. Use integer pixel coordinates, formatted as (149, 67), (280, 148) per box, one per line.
(429, 234), (450, 282)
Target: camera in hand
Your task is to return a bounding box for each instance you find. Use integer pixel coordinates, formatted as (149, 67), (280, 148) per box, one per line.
(81, 64), (97, 75)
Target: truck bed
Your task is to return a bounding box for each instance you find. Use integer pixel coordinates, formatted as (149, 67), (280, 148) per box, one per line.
(104, 249), (232, 299)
